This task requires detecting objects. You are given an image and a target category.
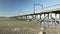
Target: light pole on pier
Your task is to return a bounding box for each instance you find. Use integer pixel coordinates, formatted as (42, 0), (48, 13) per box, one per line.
(33, 3), (43, 14)
(33, 0), (43, 20)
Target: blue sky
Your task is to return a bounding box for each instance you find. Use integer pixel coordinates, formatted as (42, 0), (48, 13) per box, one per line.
(0, 0), (60, 17)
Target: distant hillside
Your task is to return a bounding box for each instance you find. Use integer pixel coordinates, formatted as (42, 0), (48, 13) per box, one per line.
(0, 17), (19, 21)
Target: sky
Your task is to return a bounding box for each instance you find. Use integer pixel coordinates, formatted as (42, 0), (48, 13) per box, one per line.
(0, 0), (60, 17)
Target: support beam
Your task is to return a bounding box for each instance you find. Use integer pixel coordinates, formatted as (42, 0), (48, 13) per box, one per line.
(34, 15), (37, 20)
(50, 13), (52, 27)
(32, 15), (34, 21)
(32, 15), (36, 21)
(44, 14), (46, 27)
(40, 14), (42, 28)
(48, 13), (49, 28)
(55, 13), (57, 28)
(40, 14), (41, 20)
(59, 14), (60, 19)
(25, 15), (27, 20)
